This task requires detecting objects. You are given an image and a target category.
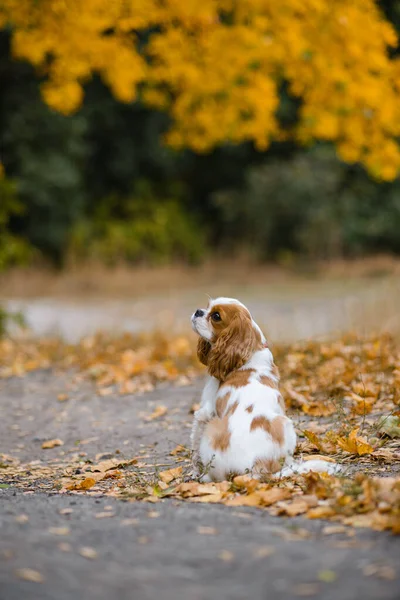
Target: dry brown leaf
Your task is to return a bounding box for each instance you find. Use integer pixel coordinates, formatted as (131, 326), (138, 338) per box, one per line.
(120, 518), (139, 526)
(15, 568), (44, 583)
(189, 493), (224, 503)
(48, 527), (70, 536)
(371, 449), (397, 461)
(42, 439), (63, 449)
(15, 514), (29, 524)
(253, 546), (275, 558)
(159, 466), (182, 484)
(303, 431), (324, 451)
(277, 499), (311, 517)
(302, 402), (336, 417)
(363, 565), (396, 580)
(322, 525), (349, 535)
(170, 444), (186, 456)
(293, 583), (320, 596)
(257, 487), (292, 506)
(177, 482), (220, 497)
(306, 506), (337, 519)
(67, 477), (97, 491)
(197, 526), (217, 535)
(58, 543), (72, 552)
(145, 405), (168, 421)
(79, 547), (98, 559)
(232, 475), (259, 494)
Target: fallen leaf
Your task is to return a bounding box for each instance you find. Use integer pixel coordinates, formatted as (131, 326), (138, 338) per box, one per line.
(306, 506), (337, 519)
(322, 525), (348, 535)
(170, 445), (186, 456)
(15, 514), (29, 524)
(277, 498), (310, 517)
(318, 570), (337, 583)
(336, 429), (374, 455)
(145, 405), (168, 421)
(120, 518), (139, 526)
(253, 546), (275, 558)
(293, 583), (320, 596)
(377, 416), (400, 438)
(159, 466), (182, 484)
(219, 550), (234, 562)
(15, 568), (44, 583)
(95, 512), (115, 519)
(79, 547), (98, 559)
(58, 542), (71, 552)
(257, 487), (292, 506)
(48, 527), (70, 536)
(66, 477), (97, 491)
(197, 526), (217, 535)
(42, 439), (63, 449)
(363, 564), (396, 580)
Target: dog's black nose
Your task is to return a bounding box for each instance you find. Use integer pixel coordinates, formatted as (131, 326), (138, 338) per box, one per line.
(194, 309), (205, 318)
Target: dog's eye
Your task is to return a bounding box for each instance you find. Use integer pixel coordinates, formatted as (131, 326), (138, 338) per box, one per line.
(211, 312), (221, 322)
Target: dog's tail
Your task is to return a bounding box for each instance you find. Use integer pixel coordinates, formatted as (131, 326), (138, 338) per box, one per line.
(275, 458), (340, 478)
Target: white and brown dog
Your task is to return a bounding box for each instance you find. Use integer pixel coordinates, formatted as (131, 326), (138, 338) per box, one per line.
(190, 297), (337, 481)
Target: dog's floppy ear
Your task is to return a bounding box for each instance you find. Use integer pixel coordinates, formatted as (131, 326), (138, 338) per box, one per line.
(207, 311), (260, 382)
(197, 338), (212, 366)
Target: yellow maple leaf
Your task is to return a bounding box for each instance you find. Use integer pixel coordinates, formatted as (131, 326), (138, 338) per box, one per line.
(67, 477), (97, 491)
(336, 429), (374, 455)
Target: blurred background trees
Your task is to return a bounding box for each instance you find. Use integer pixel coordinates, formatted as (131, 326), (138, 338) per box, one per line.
(1, 1), (400, 269)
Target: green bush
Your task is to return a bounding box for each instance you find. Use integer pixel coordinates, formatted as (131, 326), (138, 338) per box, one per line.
(0, 177), (34, 270)
(68, 182), (205, 265)
(0, 305), (25, 338)
(213, 145), (400, 260)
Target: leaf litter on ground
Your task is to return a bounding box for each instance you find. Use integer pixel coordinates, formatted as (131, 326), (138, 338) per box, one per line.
(1, 332), (400, 533)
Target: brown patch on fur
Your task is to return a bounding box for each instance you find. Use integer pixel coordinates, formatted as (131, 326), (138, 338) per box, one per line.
(197, 338), (211, 366)
(216, 392), (230, 418)
(250, 415), (286, 446)
(226, 400), (239, 416)
(206, 304), (263, 382)
(220, 368), (254, 389)
(253, 457), (281, 476)
(271, 363), (280, 379)
(206, 416), (231, 452)
(250, 415), (269, 432)
(245, 404), (254, 413)
(260, 375), (279, 389)
(278, 394), (286, 413)
(270, 416), (285, 445)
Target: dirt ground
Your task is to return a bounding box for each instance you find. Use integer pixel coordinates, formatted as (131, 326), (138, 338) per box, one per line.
(0, 370), (399, 600)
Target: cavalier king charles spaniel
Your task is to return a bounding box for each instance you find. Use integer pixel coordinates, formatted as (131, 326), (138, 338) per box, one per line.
(191, 297), (338, 482)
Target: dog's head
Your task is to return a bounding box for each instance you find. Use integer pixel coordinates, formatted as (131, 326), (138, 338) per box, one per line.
(191, 297), (265, 381)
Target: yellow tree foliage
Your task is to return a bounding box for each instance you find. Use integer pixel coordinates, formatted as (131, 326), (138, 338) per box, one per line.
(1, 0), (400, 179)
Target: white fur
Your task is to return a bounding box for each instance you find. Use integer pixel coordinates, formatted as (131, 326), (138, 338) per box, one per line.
(191, 297), (338, 481)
